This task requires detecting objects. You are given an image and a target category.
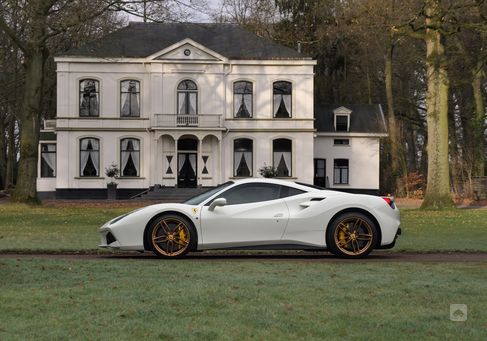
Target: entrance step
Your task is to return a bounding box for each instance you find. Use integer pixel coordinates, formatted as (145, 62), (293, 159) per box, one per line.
(132, 186), (210, 202)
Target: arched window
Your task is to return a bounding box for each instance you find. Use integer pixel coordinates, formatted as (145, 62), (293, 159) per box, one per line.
(120, 80), (140, 117)
(177, 80), (197, 115)
(273, 81), (292, 118)
(120, 138), (140, 177)
(79, 79), (99, 117)
(273, 138), (292, 177)
(80, 138), (100, 177)
(233, 81), (253, 118)
(234, 138), (253, 177)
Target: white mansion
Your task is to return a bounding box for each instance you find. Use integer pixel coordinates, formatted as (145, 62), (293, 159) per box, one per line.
(38, 23), (387, 199)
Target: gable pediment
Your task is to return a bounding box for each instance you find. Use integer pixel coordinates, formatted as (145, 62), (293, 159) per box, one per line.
(333, 106), (352, 115)
(149, 39), (227, 62)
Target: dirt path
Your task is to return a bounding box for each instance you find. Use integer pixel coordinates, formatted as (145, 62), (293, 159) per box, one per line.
(1, 251), (487, 262)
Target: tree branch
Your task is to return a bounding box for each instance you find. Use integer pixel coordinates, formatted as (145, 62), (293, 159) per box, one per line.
(0, 14), (29, 54)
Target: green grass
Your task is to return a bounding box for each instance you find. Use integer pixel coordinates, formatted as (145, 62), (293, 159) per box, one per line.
(1, 258), (486, 340)
(395, 209), (487, 252)
(0, 204), (129, 252)
(0, 204), (487, 252)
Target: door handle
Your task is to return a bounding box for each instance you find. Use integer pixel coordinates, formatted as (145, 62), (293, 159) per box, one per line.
(273, 213), (284, 218)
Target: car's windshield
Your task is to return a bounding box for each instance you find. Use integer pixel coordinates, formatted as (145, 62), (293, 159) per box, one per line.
(183, 181), (234, 205)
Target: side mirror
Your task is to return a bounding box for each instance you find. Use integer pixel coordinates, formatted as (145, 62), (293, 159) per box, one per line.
(208, 198), (227, 212)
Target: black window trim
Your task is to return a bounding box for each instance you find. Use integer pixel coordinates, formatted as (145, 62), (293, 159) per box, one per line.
(40, 143), (56, 178)
(120, 137), (141, 177)
(120, 79), (141, 117)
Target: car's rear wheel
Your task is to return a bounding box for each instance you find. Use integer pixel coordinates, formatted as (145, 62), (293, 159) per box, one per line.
(148, 215), (196, 258)
(327, 212), (377, 258)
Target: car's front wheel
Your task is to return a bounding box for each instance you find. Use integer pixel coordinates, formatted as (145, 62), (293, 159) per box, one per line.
(148, 215), (196, 258)
(327, 212), (378, 258)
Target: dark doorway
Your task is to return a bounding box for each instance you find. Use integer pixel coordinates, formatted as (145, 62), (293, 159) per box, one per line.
(178, 153), (197, 188)
(314, 158), (326, 188)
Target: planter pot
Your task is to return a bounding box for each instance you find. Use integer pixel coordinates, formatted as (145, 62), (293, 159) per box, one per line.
(107, 184), (118, 200)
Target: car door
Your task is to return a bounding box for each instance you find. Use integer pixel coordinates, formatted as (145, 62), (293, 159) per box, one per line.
(200, 183), (289, 247)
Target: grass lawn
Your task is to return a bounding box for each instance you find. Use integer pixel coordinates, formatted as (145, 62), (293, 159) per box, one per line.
(1, 258), (486, 340)
(0, 203), (487, 252)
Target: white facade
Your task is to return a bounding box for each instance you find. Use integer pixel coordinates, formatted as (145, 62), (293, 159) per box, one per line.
(38, 38), (317, 196)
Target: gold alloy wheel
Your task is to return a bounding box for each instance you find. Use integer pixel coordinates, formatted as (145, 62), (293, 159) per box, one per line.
(151, 217), (190, 257)
(333, 217), (373, 256)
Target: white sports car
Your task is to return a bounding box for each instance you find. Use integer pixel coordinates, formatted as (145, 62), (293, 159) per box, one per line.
(100, 179), (401, 258)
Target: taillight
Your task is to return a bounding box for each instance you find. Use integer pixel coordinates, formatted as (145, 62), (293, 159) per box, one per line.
(382, 196), (395, 209)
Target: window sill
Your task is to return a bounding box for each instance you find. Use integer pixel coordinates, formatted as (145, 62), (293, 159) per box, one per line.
(162, 176), (176, 179)
(115, 177), (146, 180)
(333, 183), (350, 186)
(333, 144), (351, 147)
(75, 177), (105, 179)
(229, 176), (254, 179)
(274, 177), (297, 179)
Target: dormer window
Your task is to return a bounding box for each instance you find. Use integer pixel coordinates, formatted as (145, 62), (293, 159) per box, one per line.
(333, 107), (352, 132)
(335, 115), (348, 131)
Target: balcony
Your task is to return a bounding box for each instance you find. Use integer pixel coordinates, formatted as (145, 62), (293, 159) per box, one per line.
(152, 114), (222, 128)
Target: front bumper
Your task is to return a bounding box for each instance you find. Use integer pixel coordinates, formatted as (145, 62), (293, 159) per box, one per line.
(99, 227), (121, 248)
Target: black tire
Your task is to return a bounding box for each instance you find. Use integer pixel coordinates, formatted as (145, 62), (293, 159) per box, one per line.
(147, 214), (197, 258)
(327, 212), (378, 259)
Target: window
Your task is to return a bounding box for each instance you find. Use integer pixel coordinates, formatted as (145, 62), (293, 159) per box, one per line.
(334, 139), (350, 145)
(273, 81), (292, 118)
(177, 80), (197, 115)
(80, 138), (100, 177)
(120, 80), (140, 117)
(234, 138), (253, 177)
(120, 138), (140, 177)
(40, 144), (56, 177)
(215, 183), (282, 205)
(280, 186), (305, 198)
(79, 79), (99, 117)
(335, 115), (348, 132)
(233, 81), (253, 118)
(273, 138), (292, 177)
(334, 159), (349, 184)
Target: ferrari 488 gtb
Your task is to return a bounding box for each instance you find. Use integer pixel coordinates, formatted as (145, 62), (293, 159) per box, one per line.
(100, 179), (401, 258)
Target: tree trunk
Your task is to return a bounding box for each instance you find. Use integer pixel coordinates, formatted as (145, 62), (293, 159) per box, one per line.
(472, 66), (486, 177)
(11, 49), (45, 203)
(4, 116), (16, 189)
(385, 43), (408, 195)
(0, 117), (6, 189)
(421, 0), (454, 209)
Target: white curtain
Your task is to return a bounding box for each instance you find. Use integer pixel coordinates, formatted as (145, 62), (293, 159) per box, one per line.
(234, 151), (252, 176)
(283, 95), (291, 116)
(274, 151), (291, 176)
(41, 145), (56, 176)
(178, 93), (186, 114)
(189, 93), (197, 114)
(188, 154), (196, 173)
(334, 168), (340, 183)
(273, 95), (281, 116)
(178, 154), (185, 172)
(243, 94), (252, 116)
(80, 138), (99, 176)
(121, 139), (140, 176)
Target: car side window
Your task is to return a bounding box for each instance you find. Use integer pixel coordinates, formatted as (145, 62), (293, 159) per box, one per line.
(280, 185), (305, 198)
(214, 183), (282, 205)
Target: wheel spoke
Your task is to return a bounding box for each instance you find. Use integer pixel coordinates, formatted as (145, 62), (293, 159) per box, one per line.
(160, 220), (171, 234)
(153, 235), (168, 242)
(338, 223), (349, 233)
(357, 233), (372, 241)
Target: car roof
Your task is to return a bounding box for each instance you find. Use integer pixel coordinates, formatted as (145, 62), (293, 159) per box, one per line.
(230, 178), (321, 192)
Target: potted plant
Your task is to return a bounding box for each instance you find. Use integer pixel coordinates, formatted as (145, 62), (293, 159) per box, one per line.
(258, 164), (277, 178)
(105, 163), (120, 200)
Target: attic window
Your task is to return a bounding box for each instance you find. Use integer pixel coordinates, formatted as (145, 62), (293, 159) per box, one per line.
(335, 115), (349, 132)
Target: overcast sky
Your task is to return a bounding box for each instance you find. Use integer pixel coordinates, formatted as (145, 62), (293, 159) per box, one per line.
(126, 0), (221, 23)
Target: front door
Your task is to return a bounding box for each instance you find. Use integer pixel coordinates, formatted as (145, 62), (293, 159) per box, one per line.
(314, 158), (326, 188)
(200, 183), (289, 247)
(178, 153), (197, 188)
